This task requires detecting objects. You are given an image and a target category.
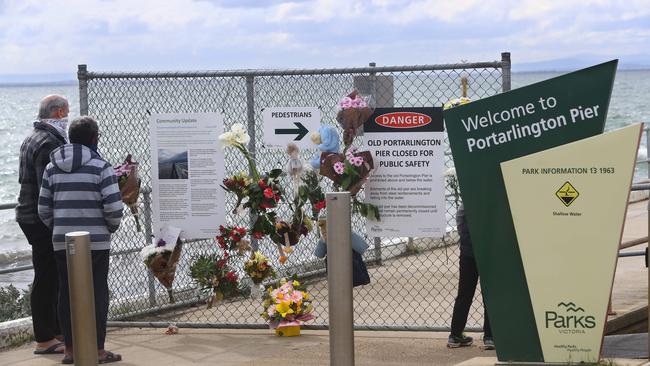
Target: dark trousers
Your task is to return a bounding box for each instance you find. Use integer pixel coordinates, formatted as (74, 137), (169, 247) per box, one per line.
(54, 250), (110, 349)
(450, 254), (492, 338)
(18, 222), (60, 342)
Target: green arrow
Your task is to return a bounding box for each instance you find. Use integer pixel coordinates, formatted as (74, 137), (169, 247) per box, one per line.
(275, 122), (309, 141)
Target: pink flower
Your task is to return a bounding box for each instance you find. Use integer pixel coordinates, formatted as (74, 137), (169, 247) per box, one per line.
(350, 156), (364, 167)
(289, 290), (303, 302)
(333, 161), (345, 175)
(339, 97), (353, 109)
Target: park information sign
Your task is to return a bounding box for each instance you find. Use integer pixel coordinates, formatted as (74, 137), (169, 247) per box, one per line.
(149, 113), (226, 239)
(364, 107), (446, 237)
(502, 124), (641, 362)
(262, 107), (321, 149)
(443, 60), (620, 363)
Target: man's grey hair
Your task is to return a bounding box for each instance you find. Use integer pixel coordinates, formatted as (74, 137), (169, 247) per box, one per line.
(38, 95), (68, 119)
(68, 116), (99, 146)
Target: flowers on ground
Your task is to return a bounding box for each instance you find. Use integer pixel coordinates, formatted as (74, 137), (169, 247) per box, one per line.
(244, 251), (276, 285)
(261, 277), (315, 329)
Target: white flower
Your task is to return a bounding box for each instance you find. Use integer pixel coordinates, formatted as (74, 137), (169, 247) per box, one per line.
(231, 123), (250, 145)
(219, 123), (250, 148)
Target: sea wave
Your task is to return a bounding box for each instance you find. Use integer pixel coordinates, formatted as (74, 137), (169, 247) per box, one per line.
(0, 250), (32, 267)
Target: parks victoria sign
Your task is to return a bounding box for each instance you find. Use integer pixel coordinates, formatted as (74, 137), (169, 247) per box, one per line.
(444, 61), (640, 363)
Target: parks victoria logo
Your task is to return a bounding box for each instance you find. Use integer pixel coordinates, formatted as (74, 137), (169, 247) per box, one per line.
(556, 181), (579, 207)
(545, 302), (595, 334)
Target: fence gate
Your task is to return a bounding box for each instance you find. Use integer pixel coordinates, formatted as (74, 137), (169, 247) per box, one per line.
(79, 52), (511, 331)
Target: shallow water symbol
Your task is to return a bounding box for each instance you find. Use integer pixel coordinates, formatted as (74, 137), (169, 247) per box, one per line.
(556, 181), (579, 207)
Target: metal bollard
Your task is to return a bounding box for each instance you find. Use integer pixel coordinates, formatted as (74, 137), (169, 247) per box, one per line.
(326, 192), (355, 366)
(65, 231), (98, 366)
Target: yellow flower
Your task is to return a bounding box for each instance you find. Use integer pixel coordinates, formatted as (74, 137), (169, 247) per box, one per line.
(302, 291), (309, 300)
(293, 280), (300, 287)
(276, 301), (294, 318)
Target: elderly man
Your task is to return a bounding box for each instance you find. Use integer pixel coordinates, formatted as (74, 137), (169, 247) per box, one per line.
(16, 95), (69, 354)
(39, 116), (123, 364)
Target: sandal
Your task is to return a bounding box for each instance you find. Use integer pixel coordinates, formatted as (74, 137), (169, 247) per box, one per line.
(34, 341), (65, 354)
(99, 351), (122, 364)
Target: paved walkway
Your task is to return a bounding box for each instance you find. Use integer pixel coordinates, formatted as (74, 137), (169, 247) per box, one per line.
(1, 200), (649, 365)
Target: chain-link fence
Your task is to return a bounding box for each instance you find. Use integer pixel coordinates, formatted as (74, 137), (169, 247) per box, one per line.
(79, 53), (511, 331)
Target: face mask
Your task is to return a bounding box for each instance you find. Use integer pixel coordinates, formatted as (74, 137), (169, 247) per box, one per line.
(42, 118), (69, 139)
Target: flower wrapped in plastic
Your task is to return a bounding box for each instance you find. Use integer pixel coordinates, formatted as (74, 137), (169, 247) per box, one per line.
(114, 154), (141, 231)
(261, 277), (315, 331)
(139, 237), (182, 302)
(336, 90), (374, 146)
(190, 252), (240, 308)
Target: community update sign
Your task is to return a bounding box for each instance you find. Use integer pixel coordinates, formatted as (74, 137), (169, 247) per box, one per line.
(364, 108), (446, 237)
(444, 60), (626, 363)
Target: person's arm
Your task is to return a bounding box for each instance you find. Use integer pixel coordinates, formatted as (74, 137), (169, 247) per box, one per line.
(38, 168), (54, 228)
(33, 143), (56, 191)
(100, 164), (123, 233)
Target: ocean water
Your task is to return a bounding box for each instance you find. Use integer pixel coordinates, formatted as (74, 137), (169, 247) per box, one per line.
(0, 70), (649, 289)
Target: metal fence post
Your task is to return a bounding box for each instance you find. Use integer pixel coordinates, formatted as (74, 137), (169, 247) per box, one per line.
(501, 52), (511, 92)
(245, 75), (260, 251)
(327, 192), (354, 366)
(142, 190), (157, 307)
(65, 231), (98, 366)
(367, 61), (383, 266)
(78, 65), (89, 115)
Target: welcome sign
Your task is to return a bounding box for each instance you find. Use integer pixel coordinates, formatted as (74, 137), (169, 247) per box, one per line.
(443, 61), (623, 363)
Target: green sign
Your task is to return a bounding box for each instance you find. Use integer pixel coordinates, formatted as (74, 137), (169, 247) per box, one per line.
(443, 60), (617, 362)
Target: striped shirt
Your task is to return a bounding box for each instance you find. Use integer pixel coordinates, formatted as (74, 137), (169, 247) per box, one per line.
(38, 144), (123, 251)
(16, 121), (66, 224)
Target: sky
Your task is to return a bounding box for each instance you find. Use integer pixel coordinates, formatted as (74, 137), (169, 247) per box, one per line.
(0, 0), (649, 77)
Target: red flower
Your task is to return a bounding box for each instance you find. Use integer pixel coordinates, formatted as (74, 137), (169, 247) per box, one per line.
(236, 227), (247, 235)
(216, 258), (227, 268)
(253, 231), (265, 239)
(260, 202), (273, 209)
(226, 271), (238, 282)
(263, 187), (274, 199)
(274, 194), (281, 202)
(258, 179), (266, 189)
(314, 200), (326, 210)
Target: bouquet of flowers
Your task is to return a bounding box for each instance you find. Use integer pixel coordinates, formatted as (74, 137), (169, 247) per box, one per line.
(221, 172), (252, 214)
(190, 253), (240, 308)
(139, 237), (182, 302)
(443, 97), (471, 110)
(261, 277), (315, 330)
(114, 154), (141, 231)
(319, 146), (379, 220)
(244, 251), (276, 285)
(336, 90), (374, 146)
(216, 225), (251, 254)
(245, 170), (283, 213)
(300, 170), (326, 220)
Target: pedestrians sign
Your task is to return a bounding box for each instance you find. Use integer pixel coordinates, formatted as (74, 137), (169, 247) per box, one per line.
(262, 107), (320, 149)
